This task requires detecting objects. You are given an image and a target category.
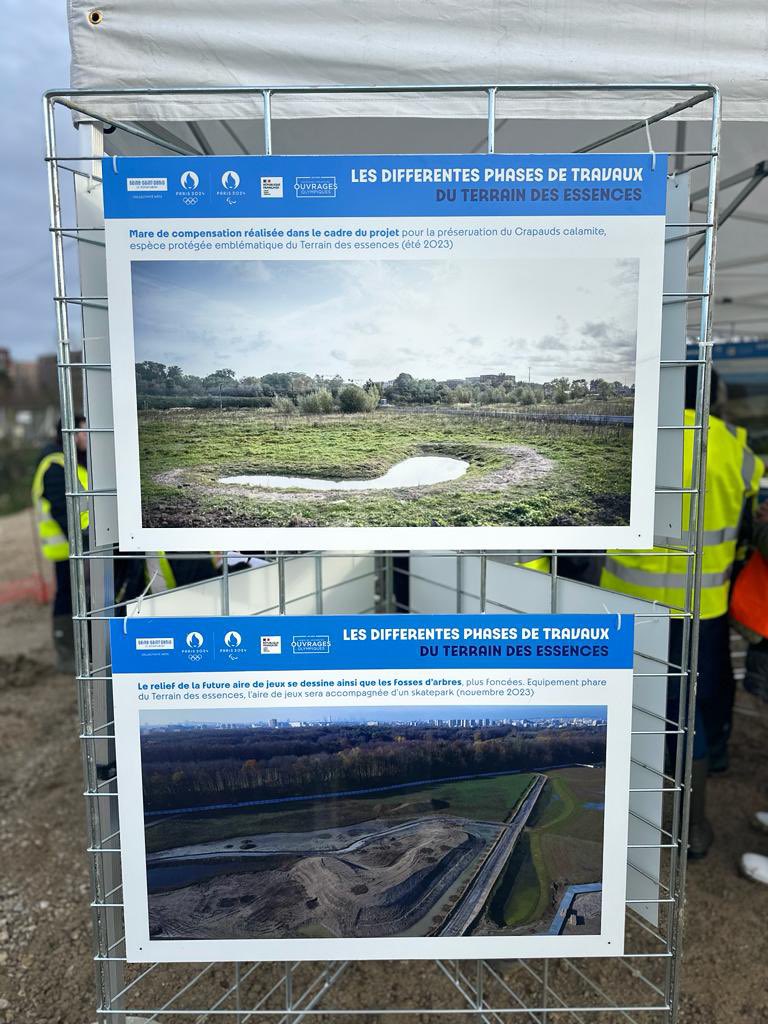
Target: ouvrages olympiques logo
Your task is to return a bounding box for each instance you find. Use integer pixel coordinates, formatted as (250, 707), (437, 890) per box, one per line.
(291, 634), (332, 655)
(294, 176), (337, 199)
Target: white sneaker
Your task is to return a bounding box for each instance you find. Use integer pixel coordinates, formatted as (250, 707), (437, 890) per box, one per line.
(752, 811), (768, 834)
(740, 852), (768, 884)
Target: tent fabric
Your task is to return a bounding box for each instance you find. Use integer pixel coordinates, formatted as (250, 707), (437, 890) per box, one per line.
(67, 0), (768, 122)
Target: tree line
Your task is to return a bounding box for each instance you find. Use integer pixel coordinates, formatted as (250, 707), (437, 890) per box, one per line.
(140, 722), (607, 812)
(135, 361), (633, 413)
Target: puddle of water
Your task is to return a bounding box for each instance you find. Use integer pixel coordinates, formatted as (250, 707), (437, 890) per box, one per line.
(220, 455), (469, 491)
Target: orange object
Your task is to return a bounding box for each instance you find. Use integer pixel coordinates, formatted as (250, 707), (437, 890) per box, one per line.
(730, 551), (768, 639)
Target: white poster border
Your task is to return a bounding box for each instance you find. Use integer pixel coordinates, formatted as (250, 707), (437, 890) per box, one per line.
(105, 211), (664, 552)
(114, 665), (632, 962)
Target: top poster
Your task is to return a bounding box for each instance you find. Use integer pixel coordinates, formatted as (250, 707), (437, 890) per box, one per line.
(102, 153), (667, 551)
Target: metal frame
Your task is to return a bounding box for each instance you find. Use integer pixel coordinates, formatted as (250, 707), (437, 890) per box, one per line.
(43, 80), (721, 1024)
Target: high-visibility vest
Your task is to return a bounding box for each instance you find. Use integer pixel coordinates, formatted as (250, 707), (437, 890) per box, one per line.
(601, 411), (765, 619)
(31, 452), (89, 562)
(144, 554), (220, 595)
(145, 555), (177, 592)
(519, 556), (551, 573)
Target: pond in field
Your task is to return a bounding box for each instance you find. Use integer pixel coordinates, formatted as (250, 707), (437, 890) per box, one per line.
(220, 456), (469, 491)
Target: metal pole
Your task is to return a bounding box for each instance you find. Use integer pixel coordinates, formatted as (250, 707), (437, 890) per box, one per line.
(667, 86), (721, 1024)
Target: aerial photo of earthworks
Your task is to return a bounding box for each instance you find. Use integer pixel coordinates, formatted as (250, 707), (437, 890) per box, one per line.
(140, 706), (608, 941)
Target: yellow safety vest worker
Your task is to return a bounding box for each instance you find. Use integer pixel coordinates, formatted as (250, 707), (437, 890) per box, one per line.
(144, 554), (219, 592)
(31, 452), (89, 562)
(145, 555), (178, 592)
(519, 556), (551, 573)
(601, 411), (765, 618)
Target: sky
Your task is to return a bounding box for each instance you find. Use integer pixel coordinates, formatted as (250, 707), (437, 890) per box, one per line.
(132, 256), (639, 384)
(140, 705), (608, 728)
(1, 1), (80, 362)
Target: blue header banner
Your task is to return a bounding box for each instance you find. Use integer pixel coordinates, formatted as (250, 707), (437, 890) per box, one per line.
(110, 614), (634, 673)
(102, 154), (668, 220)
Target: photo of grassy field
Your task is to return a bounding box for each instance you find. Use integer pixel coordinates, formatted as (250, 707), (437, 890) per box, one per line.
(130, 256), (639, 530)
(139, 706), (607, 941)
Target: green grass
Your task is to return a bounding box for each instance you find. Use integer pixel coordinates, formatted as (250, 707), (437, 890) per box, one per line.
(144, 773), (534, 854)
(137, 408), (632, 529)
(490, 767), (605, 929)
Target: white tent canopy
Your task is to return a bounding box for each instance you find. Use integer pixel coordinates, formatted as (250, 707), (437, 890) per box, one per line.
(68, 0), (768, 121)
(65, 0), (768, 336)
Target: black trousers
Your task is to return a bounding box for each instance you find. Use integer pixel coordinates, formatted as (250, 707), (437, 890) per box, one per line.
(53, 559), (73, 617)
(668, 614), (734, 760)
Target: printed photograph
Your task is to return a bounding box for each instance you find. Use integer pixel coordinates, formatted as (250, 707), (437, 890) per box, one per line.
(131, 256), (639, 530)
(140, 705), (608, 941)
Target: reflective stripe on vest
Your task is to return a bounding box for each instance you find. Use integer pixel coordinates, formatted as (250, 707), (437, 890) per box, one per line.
(600, 412), (765, 618)
(31, 453), (89, 562)
(145, 555), (177, 592)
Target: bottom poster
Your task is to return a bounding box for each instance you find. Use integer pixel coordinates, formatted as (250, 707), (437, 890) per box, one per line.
(110, 613), (633, 961)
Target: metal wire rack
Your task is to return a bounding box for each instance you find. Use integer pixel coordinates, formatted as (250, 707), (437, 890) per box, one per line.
(43, 81), (720, 1023)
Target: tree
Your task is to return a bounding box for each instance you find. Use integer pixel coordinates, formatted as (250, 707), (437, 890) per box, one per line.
(298, 389), (334, 414)
(271, 395), (295, 415)
(520, 388), (536, 406)
(552, 377), (570, 404)
(204, 368), (236, 390)
(261, 372), (294, 395)
(166, 364), (184, 389)
(338, 384), (375, 413)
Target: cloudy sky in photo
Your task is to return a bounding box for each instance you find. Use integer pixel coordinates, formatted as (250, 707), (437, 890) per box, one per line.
(132, 256), (639, 384)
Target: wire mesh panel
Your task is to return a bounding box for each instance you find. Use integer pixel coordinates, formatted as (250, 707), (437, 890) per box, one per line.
(43, 82), (721, 1023)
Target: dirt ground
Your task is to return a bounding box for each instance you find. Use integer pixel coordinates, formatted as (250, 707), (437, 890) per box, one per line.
(1, 507), (767, 1024)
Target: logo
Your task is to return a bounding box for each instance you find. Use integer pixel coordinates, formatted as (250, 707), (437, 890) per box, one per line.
(261, 176), (284, 198)
(135, 637), (174, 650)
(294, 175), (337, 199)
(260, 635), (282, 655)
(291, 634), (331, 655)
(185, 631), (204, 649)
(180, 171), (200, 190)
(215, 170), (246, 206)
(127, 177), (167, 192)
(224, 630), (242, 648)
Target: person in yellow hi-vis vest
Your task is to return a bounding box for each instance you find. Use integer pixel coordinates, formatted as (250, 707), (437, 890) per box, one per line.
(31, 416), (89, 673)
(601, 368), (765, 858)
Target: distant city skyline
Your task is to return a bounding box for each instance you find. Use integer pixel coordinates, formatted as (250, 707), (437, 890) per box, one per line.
(141, 705), (607, 729)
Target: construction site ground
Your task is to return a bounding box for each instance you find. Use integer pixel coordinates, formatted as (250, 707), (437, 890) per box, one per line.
(1, 507), (767, 1024)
